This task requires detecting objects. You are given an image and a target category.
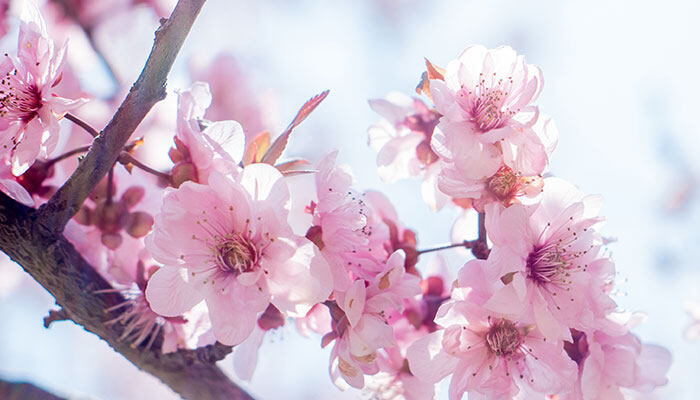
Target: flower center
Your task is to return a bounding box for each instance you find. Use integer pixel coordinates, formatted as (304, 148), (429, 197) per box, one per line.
(0, 70), (42, 122)
(214, 233), (258, 274)
(526, 242), (570, 285)
(487, 166), (520, 201)
(485, 319), (522, 357)
(459, 73), (516, 132)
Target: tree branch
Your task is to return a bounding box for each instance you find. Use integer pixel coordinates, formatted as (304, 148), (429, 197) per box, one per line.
(0, 1), (254, 398)
(0, 377), (66, 400)
(37, 0), (205, 232)
(0, 192), (250, 400)
(472, 212), (490, 260)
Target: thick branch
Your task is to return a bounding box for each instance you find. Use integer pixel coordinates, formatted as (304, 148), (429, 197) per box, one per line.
(37, 0), (205, 232)
(0, 377), (66, 400)
(0, 192), (250, 399)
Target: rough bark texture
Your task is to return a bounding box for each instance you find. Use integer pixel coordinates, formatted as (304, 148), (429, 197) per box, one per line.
(0, 0), (254, 398)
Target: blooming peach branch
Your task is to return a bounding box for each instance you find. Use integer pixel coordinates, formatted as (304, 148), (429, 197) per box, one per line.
(0, 1), (255, 398)
(37, 0), (204, 232)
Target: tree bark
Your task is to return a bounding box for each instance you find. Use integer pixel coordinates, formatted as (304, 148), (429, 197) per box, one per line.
(1, 0), (255, 398)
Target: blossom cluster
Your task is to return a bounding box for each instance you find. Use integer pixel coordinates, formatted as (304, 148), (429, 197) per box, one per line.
(0, 3), (674, 400)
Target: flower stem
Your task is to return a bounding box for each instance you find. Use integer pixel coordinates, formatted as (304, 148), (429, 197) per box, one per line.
(417, 240), (475, 255)
(65, 113), (99, 137)
(118, 152), (172, 184)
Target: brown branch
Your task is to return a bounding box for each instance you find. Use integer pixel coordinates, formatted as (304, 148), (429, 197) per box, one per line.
(0, 377), (66, 400)
(417, 212), (490, 259)
(64, 113), (99, 137)
(0, 1), (254, 398)
(37, 0), (204, 232)
(472, 212), (490, 260)
(43, 308), (70, 328)
(416, 240), (474, 255)
(0, 191), (250, 400)
(118, 152), (172, 183)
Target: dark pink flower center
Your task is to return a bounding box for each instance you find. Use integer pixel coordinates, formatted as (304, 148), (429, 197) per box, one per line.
(214, 233), (258, 275)
(526, 242), (570, 285)
(458, 73), (516, 132)
(0, 70), (42, 123)
(485, 319), (522, 357)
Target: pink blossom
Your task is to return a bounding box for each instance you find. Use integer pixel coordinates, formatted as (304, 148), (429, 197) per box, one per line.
(560, 325), (671, 400)
(233, 304), (286, 381)
(406, 281), (578, 400)
(0, 0), (9, 40)
(169, 82), (244, 186)
(0, 156), (34, 206)
(308, 151), (392, 290)
(145, 164), (332, 346)
(325, 250), (421, 389)
(190, 53), (277, 142)
(480, 178), (616, 343)
(0, 3), (87, 175)
(368, 92), (448, 210)
(429, 45), (557, 207)
(364, 260), (450, 400)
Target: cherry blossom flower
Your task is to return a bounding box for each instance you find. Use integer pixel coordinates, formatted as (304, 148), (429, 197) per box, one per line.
(364, 260), (450, 400)
(190, 53), (278, 142)
(480, 178), (616, 343)
(429, 45), (557, 208)
(0, 3), (87, 175)
(325, 250), (421, 389)
(368, 92), (448, 210)
(406, 276), (578, 400)
(560, 324), (671, 400)
(169, 82), (244, 186)
(145, 164), (332, 346)
(307, 151), (391, 291)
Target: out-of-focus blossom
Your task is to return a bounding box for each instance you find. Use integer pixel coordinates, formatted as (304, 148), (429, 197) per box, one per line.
(145, 164), (332, 346)
(0, 0), (10, 40)
(190, 53), (278, 142)
(684, 301), (700, 341)
(0, 3), (87, 175)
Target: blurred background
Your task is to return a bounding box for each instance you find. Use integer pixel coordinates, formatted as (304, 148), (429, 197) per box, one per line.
(1, 0), (699, 398)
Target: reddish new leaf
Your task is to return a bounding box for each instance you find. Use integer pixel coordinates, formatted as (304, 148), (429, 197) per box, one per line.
(260, 90), (330, 165)
(416, 58), (445, 98)
(275, 158), (315, 176)
(242, 131), (271, 165)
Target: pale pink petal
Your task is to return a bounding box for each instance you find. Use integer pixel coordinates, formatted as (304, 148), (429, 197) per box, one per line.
(145, 267), (204, 317)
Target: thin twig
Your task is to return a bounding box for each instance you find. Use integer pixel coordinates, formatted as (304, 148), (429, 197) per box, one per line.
(45, 145), (91, 167)
(118, 152), (172, 183)
(472, 212), (490, 260)
(477, 211), (486, 242)
(416, 240), (474, 255)
(65, 113), (99, 138)
(37, 0), (205, 232)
